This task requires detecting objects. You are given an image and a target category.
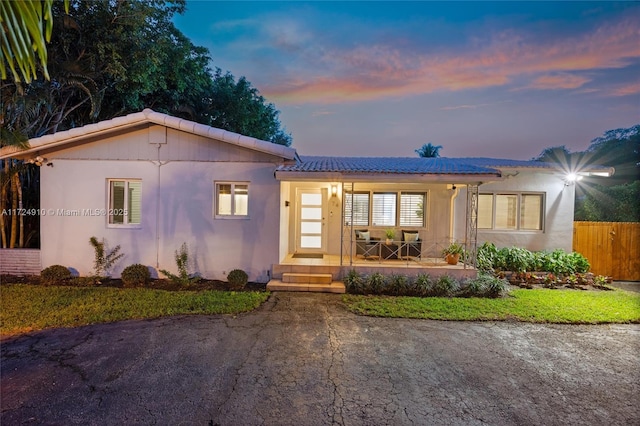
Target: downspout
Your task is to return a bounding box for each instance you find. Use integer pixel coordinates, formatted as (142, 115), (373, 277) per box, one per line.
(449, 184), (459, 242)
(151, 144), (169, 270)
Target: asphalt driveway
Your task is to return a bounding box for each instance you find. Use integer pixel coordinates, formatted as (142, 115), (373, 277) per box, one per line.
(2, 292), (639, 425)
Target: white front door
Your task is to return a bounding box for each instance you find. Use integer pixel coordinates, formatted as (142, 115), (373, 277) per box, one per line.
(295, 188), (327, 253)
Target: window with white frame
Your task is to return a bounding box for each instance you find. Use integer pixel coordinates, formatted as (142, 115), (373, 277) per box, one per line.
(478, 192), (544, 231)
(399, 193), (425, 227)
(372, 193), (396, 226)
(344, 192), (370, 226)
(215, 182), (249, 218)
(344, 191), (426, 228)
(108, 179), (141, 225)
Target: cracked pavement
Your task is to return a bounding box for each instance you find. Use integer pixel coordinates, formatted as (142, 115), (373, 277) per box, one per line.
(2, 292), (639, 425)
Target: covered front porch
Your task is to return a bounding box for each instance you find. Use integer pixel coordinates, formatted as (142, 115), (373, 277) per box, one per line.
(268, 157), (497, 292)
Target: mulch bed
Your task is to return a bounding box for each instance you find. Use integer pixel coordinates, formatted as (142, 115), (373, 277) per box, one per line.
(0, 274), (267, 292)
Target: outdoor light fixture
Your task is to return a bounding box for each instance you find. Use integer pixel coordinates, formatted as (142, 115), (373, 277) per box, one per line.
(565, 173), (583, 186)
(331, 184), (338, 197)
(27, 156), (48, 167)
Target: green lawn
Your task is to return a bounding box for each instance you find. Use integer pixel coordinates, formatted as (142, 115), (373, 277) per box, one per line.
(0, 284), (269, 336)
(343, 288), (640, 324)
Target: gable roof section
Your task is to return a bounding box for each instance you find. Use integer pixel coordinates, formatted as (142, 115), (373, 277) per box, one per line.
(0, 109), (297, 161)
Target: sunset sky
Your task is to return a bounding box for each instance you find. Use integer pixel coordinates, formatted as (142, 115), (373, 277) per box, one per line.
(173, 1), (640, 159)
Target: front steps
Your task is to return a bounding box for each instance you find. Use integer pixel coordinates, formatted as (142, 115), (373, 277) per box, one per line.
(267, 272), (345, 293)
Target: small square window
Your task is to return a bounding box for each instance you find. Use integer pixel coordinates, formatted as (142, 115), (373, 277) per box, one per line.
(215, 182), (249, 218)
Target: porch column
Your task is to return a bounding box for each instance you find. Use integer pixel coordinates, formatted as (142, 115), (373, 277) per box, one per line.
(340, 182), (355, 266)
(465, 184), (479, 268)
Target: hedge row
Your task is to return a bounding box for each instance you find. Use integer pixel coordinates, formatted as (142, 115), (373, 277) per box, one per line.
(343, 270), (508, 298)
(476, 243), (590, 276)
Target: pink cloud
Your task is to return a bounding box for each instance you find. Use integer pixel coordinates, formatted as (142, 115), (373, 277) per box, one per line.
(260, 17), (640, 105)
(611, 82), (640, 96)
(526, 73), (591, 90)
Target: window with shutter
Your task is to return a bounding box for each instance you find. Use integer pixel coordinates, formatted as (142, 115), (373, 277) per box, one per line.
(108, 179), (141, 226)
(372, 193), (396, 227)
(344, 192), (370, 226)
(399, 193), (425, 227)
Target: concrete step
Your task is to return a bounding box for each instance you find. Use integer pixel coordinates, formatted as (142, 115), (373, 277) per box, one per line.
(282, 272), (333, 284)
(266, 280), (346, 294)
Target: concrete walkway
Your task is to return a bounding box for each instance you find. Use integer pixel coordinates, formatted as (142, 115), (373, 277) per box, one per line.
(611, 281), (640, 293)
(2, 292), (639, 425)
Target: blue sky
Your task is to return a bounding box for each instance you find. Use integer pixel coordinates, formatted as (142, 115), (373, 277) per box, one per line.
(173, 1), (640, 159)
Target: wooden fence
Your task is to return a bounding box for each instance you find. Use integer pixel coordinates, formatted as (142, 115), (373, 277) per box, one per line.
(573, 222), (640, 281)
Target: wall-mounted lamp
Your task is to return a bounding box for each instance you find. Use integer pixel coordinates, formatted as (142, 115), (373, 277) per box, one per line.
(331, 184), (338, 197)
(27, 156), (48, 167)
(564, 173), (583, 186)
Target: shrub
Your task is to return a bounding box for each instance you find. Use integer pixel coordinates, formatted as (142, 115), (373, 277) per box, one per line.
(480, 243), (590, 277)
(366, 272), (387, 295)
(460, 277), (485, 297)
(503, 247), (535, 273)
(344, 269), (365, 294)
(41, 265), (71, 285)
(89, 236), (124, 278)
(227, 269), (248, 290)
(160, 243), (200, 285)
(482, 275), (508, 298)
(569, 252), (590, 274)
(476, 242), (498, 271)
(121, 264), (151, 288)
(413, 273), (433, 297)
(432, 275), (458, 296)
(386, 274), (409, 296)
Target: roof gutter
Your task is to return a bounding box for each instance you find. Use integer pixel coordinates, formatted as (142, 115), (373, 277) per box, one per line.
(0, 109), (298, 161)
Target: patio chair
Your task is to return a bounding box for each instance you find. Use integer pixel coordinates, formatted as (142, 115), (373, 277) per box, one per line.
(401, 230), (422, 259)
(354, 229), (380, 258)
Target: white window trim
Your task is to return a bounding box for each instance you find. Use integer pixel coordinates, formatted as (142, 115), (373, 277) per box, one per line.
(344, 190), (427, 228)
(214, 181), (250, 220)
(479, 192), (545, 232)
(106, 179), (142, 229)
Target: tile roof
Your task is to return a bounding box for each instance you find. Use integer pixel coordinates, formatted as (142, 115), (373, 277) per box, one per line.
(279, 156), (501, 175)
(277, 156), (613, 176)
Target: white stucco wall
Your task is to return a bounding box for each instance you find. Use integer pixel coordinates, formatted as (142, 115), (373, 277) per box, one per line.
(453, 171), (575, 251)
(41, 158), (283, 281)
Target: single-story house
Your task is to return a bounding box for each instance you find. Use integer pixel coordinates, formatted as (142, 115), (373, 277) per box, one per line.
(0, 109), (613, 288)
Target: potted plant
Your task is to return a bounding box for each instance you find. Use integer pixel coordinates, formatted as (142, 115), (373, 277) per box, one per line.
(385, 229), (395, 245)
(442, 242), (464, 265)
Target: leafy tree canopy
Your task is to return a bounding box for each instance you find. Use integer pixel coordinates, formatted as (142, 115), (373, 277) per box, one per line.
(534, 124), (640, 222)
(2, 0), (291, 145)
